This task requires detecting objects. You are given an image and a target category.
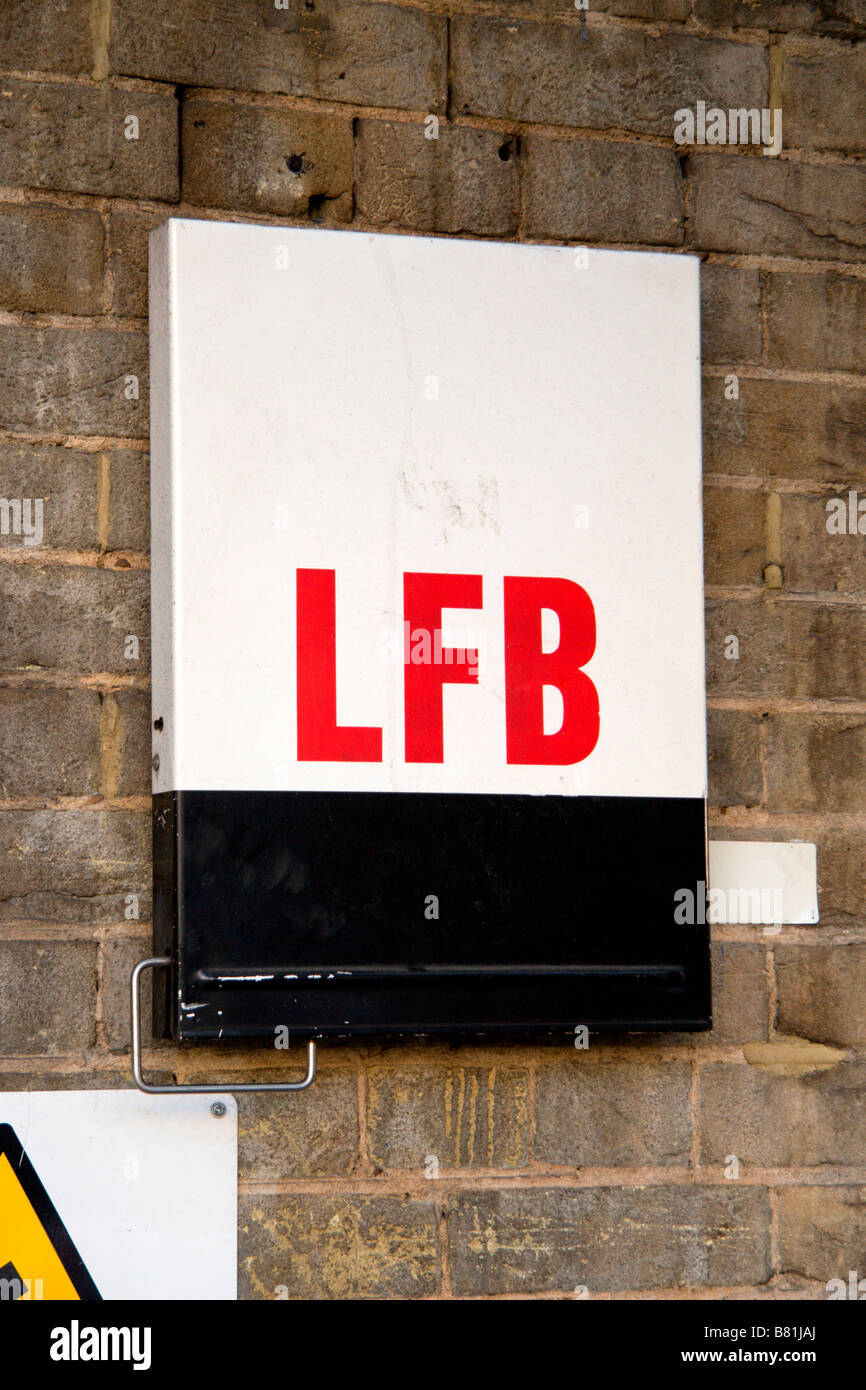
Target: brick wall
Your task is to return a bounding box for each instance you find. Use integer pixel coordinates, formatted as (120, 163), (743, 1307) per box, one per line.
(1, 0), (864, 1300)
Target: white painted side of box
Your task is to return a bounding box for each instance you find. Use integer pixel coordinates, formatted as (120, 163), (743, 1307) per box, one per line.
(149, 218), (178, 792)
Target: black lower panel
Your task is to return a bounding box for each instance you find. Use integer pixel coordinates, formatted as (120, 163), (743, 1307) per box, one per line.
(153, 790), (710, 1038)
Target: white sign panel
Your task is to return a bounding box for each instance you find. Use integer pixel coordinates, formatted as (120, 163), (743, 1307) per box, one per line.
(150, 221), (706, 802)
(0, 1091), (236, 1300)
(708, 840), (819, 925)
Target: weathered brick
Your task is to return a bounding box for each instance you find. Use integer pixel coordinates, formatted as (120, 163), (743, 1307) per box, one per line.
(705, 598), (866, 700)
(703, 379), (866, 484)
(452, 20), (767, 135)
(705, 600), (777, 696)
(239, 1194), (440, 1299)
(0, 205), (103, 315)
(704, 485), (766, 586)
(523, 136), (683, 244)
(0, 442), (99, 550)
(0, 809), (150, 925)
(0, 1069), (165, 1091)
(0, 566), (149, 675)
(101, 932), (151, 1052)
(230, 1071), (358, 1179)
(782, 39), (866, 152)
(447, 1186), (771, 1294)
(0, 444), (144, 555)
(776, 944), (866, 1050)
(782, 492), (866, 594)
(102, 690), (150, 797)
(701, 1059), (866, 1166)
(0, 0), (97, 74)
(534, 0), (689, 15)
(707, 710), (763, 809)
(356, 121), (518, 237)
(711, 942), (770, 1043)
(108, 210), (162, 319)
(767, 714), (866, 814)
(0, 688), (101, 797)
(808, 830), (866, 928)
(766, 272), (866, 375)
(367, 1065), (529, 1171)
(604, 0), (689, 13)
(107, 450), (149, 553)
(0, 940), (97, 1053)
(0, 326), (148, 437)
(182, 97), (352, 220)
(534, 1061), (691, 1167)
(689, 155), (866, 261)
(779, 1187), (866, 1284)
(700, 263), (762, 364)
(695, 0), (866, 36)
(111, 0), (447, 111)
(0, 81), (178, 200)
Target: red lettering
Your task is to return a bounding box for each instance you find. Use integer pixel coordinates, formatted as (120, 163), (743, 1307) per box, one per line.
(296, 568), (382, 761)
(403, 572), (483, 763)
(503, 576), (599, 765)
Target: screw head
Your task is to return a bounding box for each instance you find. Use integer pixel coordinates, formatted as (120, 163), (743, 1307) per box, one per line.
(210, 1101), (227, 1118)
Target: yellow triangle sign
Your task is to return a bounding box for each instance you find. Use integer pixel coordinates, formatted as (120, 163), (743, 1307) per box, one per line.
(0, 1122), (100, 1301)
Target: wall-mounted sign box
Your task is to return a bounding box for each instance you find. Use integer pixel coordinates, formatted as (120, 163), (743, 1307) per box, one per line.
(149, 220), (709, 1040)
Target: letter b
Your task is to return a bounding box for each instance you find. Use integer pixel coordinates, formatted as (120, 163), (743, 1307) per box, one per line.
(504, 576), (599, 765)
